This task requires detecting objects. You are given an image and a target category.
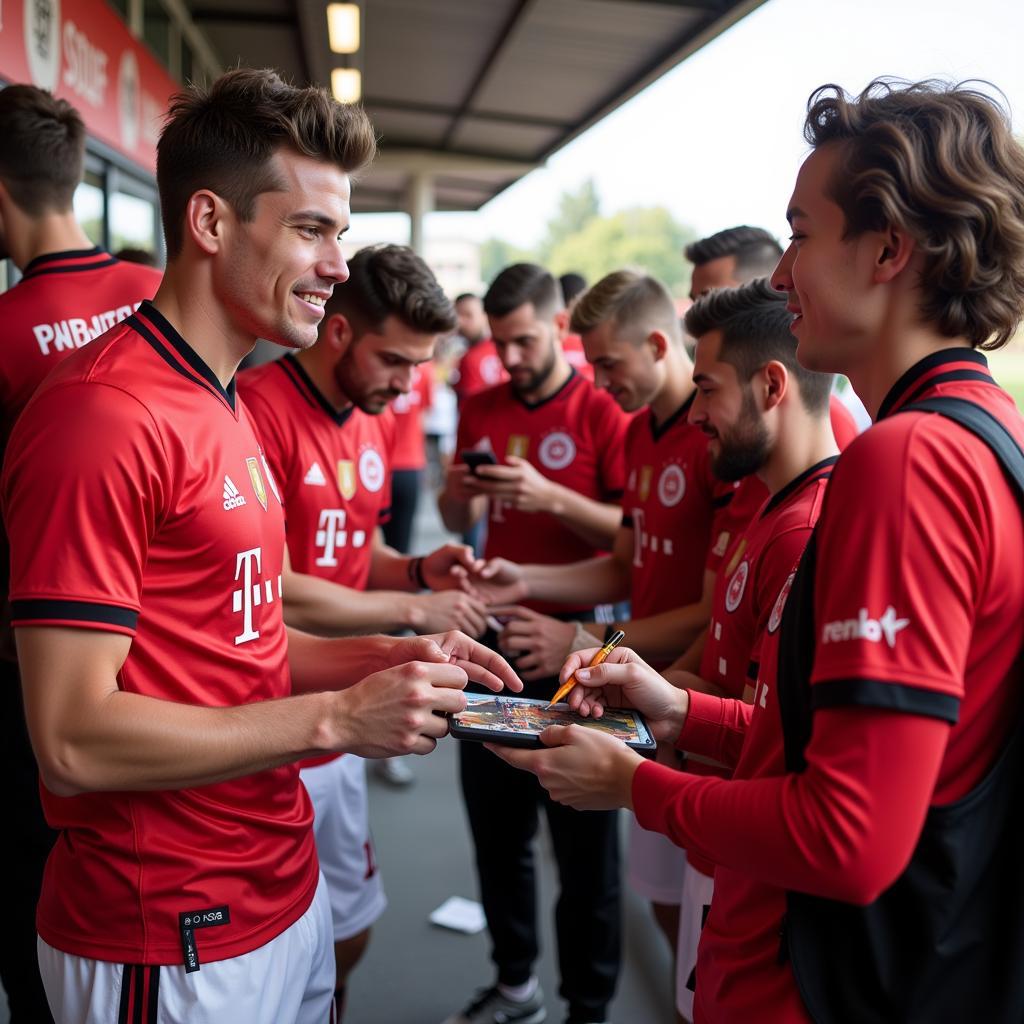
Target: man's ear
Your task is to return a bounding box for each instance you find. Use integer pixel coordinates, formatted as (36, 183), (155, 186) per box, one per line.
(761, 360), (788, 412)
(873, 224), (915, 284)
(647, 329), (669, 362)
(324, 313), (354, 354)
(553, 308), (569, 339)
(184, 190), (230, 256)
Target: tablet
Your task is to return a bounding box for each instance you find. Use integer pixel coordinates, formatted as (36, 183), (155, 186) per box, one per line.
(450, 692), (656, 754)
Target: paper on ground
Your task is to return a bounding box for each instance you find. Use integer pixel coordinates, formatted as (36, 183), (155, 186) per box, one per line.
(429, 896), (487, 934)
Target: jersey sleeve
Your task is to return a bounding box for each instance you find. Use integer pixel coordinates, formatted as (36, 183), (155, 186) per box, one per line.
(2, 382), (167, 635)
(809, 419), (985, 722)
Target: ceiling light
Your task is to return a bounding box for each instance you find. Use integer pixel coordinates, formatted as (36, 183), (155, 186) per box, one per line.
(331, 68), (361, 104)
(327, 3), (360, 54)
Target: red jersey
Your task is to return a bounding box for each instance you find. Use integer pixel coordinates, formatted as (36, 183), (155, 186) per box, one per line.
(456, 371), (629, 613)
(632, 350), (1024, 1023)
(239, 355), (395, 592)
(828, 392), (859, 449)
(700, 460), (835, 703)
(453, 338), (508, 404)
(622, 398), (735, 624)
(389, 361), (433, 471)
(561, 333), (594, 381)
(2, 302), (317, 967)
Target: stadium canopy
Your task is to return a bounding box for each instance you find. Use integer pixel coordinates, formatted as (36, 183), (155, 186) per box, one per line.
(185, 0), (766, 246)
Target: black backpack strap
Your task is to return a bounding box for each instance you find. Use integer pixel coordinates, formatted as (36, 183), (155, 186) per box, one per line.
(903, 396), (1024, 498)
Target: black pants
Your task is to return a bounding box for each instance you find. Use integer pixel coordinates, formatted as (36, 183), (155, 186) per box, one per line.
(0, 660), (57, 1023)
(382, 468), (422, 554)
(459, 629), (621, 1021)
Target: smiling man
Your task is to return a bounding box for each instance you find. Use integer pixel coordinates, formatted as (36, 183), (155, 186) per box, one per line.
(489, 79), (1024, 1023)
(1, 69), (519, 1024)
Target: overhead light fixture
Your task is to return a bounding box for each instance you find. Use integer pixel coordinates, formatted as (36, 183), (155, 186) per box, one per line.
(331, 68), (361, 104)
(327, 3), (360, 54)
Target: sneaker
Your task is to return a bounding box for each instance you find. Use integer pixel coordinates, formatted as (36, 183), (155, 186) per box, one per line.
(372, 756), (415, 786)
(442, 984), (547, 1024)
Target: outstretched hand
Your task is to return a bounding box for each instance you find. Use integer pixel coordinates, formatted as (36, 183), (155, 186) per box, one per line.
(389, 631), (522, 695)
(488, 724), (642, 811)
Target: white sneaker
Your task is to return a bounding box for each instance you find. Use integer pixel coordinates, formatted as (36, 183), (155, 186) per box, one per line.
(372, 756), (416, 786)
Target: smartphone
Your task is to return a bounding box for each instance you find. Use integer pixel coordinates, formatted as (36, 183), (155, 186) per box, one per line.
(461, 449), (498, 475)
(450, 692), (656, 754)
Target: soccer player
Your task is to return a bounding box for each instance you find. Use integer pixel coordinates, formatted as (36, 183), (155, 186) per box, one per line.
(2, 69), (519, 1024)
(238, 243), (485, 1014)
(439, 263), (629, 1024)
(488, 79), (1024, 1022)
(0, 83), (163, 1024)
(686, 224), (865, 442)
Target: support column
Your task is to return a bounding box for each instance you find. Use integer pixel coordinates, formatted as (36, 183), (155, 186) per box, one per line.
(406, 172), (434, 257)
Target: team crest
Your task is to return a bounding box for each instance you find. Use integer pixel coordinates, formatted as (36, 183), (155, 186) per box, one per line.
(246, 457), (268, 511)
(768, 571), (797, 634)
(337, 460), (357, 500)
(507, 434), (530, 460)
(638, 466), (653, 502)
(359, 447), (385, 493)
(724, 559), (749, 613)
(657, 464), (686, 507)
(538, 431), (576, 471)
(261, 454), (282, 505)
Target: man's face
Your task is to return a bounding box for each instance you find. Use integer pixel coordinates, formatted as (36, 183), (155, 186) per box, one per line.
(489, 302), (559, 398)
(455, 296), (487, 343)
(689, 330), (770, 481)
(771, 144), (885, 373)
(217, 149), (351, 350)
(583, 319), (661, 413)
(689, 254), (740, 301)
(334, 314), (436, 414)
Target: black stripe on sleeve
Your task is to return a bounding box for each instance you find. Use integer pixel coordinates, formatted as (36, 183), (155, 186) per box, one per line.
(811, 678), (960, 724)
(11, 599), (139, 630)
(747, 659), (760, 682)
(621, 513), (634, 528)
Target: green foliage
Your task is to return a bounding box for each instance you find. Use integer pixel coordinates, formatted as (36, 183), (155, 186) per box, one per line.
(479, 236), (537, 287)
(537, 179), (601, 263)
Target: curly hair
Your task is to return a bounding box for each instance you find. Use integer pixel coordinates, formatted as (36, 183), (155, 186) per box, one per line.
(804, 78), (1024, 349)
(157, 68), (377, 258)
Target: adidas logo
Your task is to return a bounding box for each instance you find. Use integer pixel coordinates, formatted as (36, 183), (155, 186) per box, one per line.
(304, 461), (327, 486)
(223, 475), (247, 510)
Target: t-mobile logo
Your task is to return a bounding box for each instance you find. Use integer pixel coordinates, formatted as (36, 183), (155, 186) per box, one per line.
(231, 547), (282, 645)
(315, 509), (367, 567)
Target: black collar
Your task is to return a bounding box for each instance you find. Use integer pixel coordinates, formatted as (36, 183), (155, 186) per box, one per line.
(876, 348), (992, 421)
(512, 367), (578, 411)
(649, 390), (695, 442)
(761, 456), (839, 518)
(278, 355), (355, 427)
(21, 247), (117, 280)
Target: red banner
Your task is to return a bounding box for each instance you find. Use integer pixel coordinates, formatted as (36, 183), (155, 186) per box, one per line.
(0, 0), (180, 174)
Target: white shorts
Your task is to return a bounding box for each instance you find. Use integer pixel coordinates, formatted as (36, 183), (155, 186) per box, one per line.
(301, 755), (387, 942)
(626, 814), (687, 905)
(676, 860), (715, 1020)
(38, 871), (335, 1024)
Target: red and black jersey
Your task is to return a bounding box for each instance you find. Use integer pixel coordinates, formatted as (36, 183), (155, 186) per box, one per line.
(700, 459), (835, 702)
(456, 371), (629, 613)
(452, 338), (508, 405)
(622, 398), (736, 624)
(2, 301), (317, 967)
(239, 354), (395, 592)
(561, 333), (594, 382)
(828, 393), (859, 449)
(631, 349), (1024, 1022)
(389, 361), (433, 471)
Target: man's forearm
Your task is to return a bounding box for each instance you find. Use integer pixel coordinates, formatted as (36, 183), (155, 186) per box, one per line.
(283, 568), (418, 634)
(367, 544), (420, 594)
(286, 627), (392, 693)
(439, 488), (486, 534)
(605, 597), (712, 665)
(522, 554), (630, 605)
(546, 483), (622, 548)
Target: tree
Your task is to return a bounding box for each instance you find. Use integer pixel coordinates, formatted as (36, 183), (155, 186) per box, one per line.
(547, 206), (696, 296)
(479, 237), (536, 287)
(537, 179), (601, 264)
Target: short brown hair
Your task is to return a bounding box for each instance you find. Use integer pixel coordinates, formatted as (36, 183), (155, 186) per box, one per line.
(805, 78), (1024, 350)
(328, 244), (456, 337)
(685, 278), (832, 415)
(157, 68), (377, 258)
(484, 264), (562, 319)
(0, 85), (84, 215)
(684, 226), (782, 279)
(570, 269), (681, 345)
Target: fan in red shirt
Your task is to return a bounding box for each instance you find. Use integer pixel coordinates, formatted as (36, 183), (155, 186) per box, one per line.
(3, 70), (519, 1024)
(239, 243), (489, 1014)
(439, 263), (629, 1024)
(451, 293), (508, 406)
(489, 80), (1024, 1023)
(0, 85), (163, 1024)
